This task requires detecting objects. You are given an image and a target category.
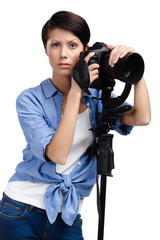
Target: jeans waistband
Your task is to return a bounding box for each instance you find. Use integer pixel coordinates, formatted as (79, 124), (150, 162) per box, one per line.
(2, 192), (47, 213)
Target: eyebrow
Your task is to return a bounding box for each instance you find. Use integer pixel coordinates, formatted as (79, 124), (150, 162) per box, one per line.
(51, 39), (79, 43)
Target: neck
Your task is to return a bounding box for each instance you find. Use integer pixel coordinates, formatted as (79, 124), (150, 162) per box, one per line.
(51, 73), (71, 95)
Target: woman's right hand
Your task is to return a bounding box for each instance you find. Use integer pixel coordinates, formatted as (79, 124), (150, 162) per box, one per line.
(84, 52), (100, 85)
(71, 52), (99, 96)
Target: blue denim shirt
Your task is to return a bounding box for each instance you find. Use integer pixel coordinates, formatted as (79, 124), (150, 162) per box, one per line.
(9, 78), (133, 226)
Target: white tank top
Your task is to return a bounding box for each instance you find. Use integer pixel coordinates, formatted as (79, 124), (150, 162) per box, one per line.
(5, 108), (93, 212)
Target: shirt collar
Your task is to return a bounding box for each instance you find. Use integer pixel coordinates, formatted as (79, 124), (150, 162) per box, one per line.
(41, 78), (94, 100)
(41, 78), (58, 99)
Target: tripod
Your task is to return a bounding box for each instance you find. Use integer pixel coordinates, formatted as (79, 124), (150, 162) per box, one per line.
(72, 41), (144, 239)
(91, 82), (132, 240)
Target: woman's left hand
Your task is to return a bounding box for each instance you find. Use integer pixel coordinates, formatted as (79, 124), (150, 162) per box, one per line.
(107, 44), (135, 67)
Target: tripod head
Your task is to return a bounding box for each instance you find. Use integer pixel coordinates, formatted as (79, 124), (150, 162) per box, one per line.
(91, 81), (132, 138)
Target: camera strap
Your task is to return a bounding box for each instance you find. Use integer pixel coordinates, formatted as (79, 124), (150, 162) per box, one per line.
(72, 53), (91, 95)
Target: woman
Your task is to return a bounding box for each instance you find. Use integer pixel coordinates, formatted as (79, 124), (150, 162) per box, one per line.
(0, 11), (151, 240)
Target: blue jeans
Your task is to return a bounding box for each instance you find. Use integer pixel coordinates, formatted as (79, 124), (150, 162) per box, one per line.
(0, 193), (84, 240)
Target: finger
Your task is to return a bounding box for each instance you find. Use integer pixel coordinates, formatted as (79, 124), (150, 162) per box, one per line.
(88, 63), (100, 71)
(90, 69), (99, 84)
(113, 46), (135, 64)
(109, 45), (135, 66)
(84, 52), (95, 64)
(107, 44), (115, 50)
(111, 46), (128, 65)
(119, 47), (135, 58)
(90, 74), (99, 84)
(88, 64), (99, 84)
(90, 75), (99, 84)
(90, 69), (99, 76)
(109, 44), (125, 66)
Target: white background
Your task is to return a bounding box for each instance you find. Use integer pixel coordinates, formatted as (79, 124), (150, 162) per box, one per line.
(0, 0), (159, 239)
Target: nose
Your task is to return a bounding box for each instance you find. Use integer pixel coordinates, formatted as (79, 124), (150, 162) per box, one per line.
(60, 46), (67, 59)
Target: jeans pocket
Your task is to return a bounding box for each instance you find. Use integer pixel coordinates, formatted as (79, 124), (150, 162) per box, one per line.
(0, 197), (28, 220)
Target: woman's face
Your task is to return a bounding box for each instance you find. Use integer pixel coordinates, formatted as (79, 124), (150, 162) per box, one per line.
(45, 28), (84, 78)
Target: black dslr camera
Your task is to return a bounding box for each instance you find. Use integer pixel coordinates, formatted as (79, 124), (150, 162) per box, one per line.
(72, 42), (144, 92)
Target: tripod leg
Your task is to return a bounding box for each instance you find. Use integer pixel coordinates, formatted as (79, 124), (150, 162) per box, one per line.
(97, 134), (114, 240)
(98, 175), (107, 240)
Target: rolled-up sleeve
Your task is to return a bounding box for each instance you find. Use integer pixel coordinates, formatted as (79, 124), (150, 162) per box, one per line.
(16, 91), (56, 162)
(114, 117), (133, 135)
(114, 99), (134, 135)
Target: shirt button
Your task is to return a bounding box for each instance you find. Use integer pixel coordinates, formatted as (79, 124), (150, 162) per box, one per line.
(87, 103), (90, 107)
(92, 121), (94, 125)
(78, 162), (81, 165)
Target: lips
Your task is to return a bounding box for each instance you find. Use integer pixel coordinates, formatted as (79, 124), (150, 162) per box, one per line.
(58, 62), (71, 69)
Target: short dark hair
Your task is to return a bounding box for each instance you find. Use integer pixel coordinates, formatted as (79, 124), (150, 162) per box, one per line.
(42, 11), (90, 49)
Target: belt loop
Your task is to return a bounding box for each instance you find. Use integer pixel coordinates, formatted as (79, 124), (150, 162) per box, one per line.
(28, 205), (35, 212)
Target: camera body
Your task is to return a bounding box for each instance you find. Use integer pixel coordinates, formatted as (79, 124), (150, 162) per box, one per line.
(82, 42), (144, 90)
(84, 42), (111, 65)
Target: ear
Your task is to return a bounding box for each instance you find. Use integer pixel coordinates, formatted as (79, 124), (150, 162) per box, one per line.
(85, 44), (89, 51)
(45, 48), (48, 56)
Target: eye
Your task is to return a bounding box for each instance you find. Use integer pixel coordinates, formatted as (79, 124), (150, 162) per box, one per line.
(51, 43), (60, 48)
(69, 43), (77, 49)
